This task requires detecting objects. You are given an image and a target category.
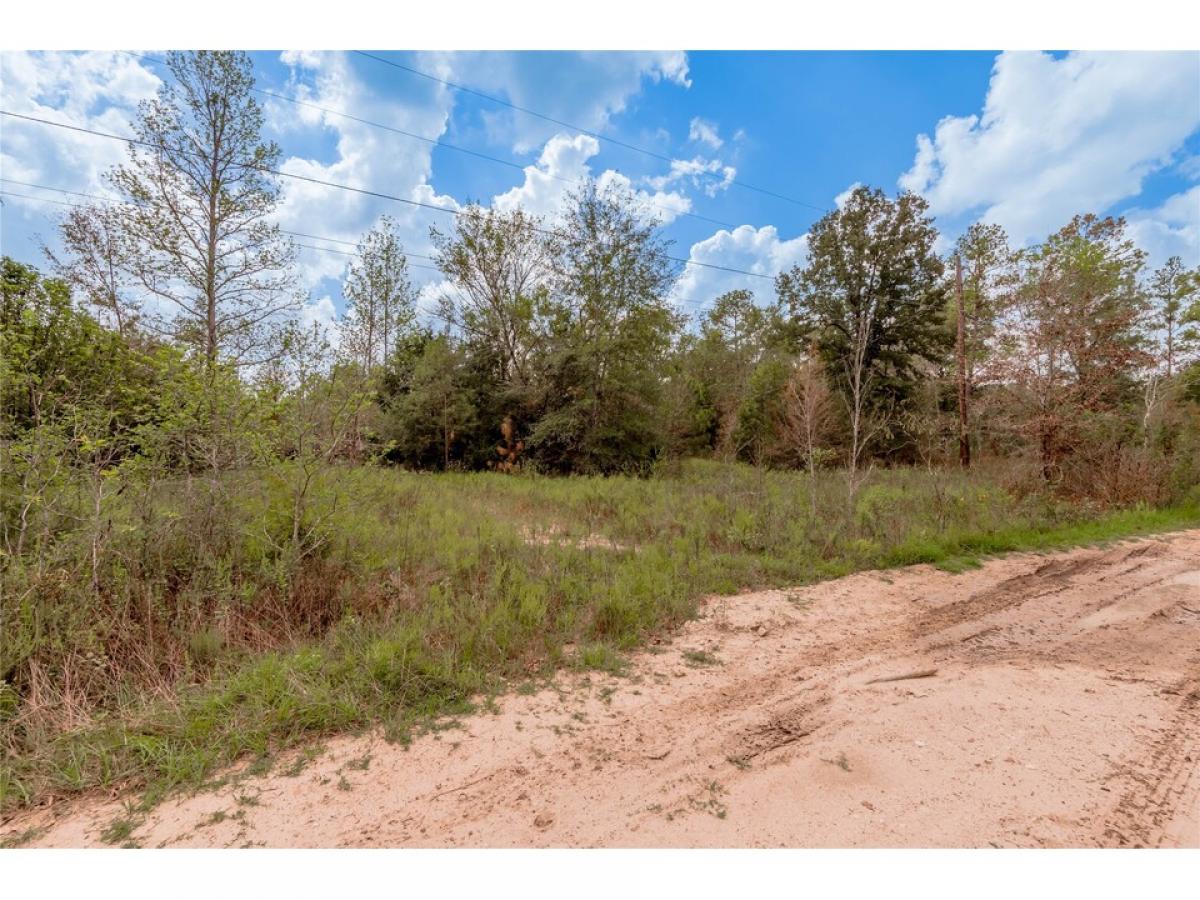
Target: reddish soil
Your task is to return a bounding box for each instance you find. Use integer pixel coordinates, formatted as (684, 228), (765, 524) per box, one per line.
(6, 530), (1199, 848)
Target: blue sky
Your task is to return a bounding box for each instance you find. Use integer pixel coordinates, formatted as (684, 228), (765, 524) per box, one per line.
(1, 50), (1197, 331)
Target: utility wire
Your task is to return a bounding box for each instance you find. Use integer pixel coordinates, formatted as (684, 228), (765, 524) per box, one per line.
(120, 50), (740, 231)
(4, 179), (717, 312)
(354, 50), (830, 214)
(0, 187), (453, 323)
(2, 181), (719, 315)
(0, 177), (441, 264)
(0, 110), (777, 282)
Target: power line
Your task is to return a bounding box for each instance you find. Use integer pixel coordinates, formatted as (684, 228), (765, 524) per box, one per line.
(0, 177), (442, 265)
(120, 50), (740, 232)
(2, 182), (722, 316)
(0, 109), (777, 283)
(0, 186), (442, 273)
(354, 50), (830, 215)
(3, 179), (722, 316)
(0, 187), (453, 324)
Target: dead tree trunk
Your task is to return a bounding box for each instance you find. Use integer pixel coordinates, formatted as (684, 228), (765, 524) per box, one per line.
(955, 254), (970, 469)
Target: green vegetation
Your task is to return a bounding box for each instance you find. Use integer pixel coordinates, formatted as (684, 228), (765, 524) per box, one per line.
(2, 51), (1198, 823)
(682, 648), (722, 667)
(3, 459), (1198, 815)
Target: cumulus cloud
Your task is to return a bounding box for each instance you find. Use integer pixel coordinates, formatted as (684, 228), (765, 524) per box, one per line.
(688, 116), (723, 149)
(670, 225), (809, 312)
(299, 294), (341, 344)
(426, 51), (691, 154)
(1124, 185), (1200, 268)
(645, 156), (737, 198)
(0, 51), (161, 252)
(269, 51), (461, 292)
(492, 132), (692, 225)
(834, 182), (863, 210)
(899, 51), (1200, 246)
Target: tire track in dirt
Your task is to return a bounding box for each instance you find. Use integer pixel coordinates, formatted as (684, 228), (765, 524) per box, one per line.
(1098, 663), (1200, 848)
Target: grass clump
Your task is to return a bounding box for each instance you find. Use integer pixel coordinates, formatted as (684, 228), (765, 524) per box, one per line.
(682, 649), (721, 668)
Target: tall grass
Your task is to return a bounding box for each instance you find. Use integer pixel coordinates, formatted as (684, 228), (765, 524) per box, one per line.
(2, 459), (1197, 813)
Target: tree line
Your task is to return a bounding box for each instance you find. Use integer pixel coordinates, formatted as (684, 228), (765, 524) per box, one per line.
(4, 50), (1200, 515)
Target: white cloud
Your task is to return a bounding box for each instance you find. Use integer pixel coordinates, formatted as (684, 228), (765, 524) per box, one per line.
(492, 133), (597, 217)
(492, 132), (692, 225)
(899, 51), (1200, 245)
(834, 182), (863, 210)
(645, 156), (737, 198)
(688, 116), (723, 150)
(670, 225), (809, 312)
(270, 51), (460, 292)
(0, 51), (160, 204)
(279, 50), (323, 69)
(299, 294), (341, 345)
(1125, 185), (1200, 268)
(426, 51), (691, 154)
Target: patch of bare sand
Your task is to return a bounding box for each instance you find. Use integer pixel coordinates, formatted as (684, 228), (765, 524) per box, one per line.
(6, 531), (1199, 848)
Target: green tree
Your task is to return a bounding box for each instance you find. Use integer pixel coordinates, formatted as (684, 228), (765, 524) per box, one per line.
(684, 290), (784, 458)
(530, 183), (681, 474)
(0, 257), (172, 567)
(776, 186), (949, 409)
(951, 222), (1016, 465)
(431, 205), (550, 400)
(395, 336), (477, 470)
(1149, 256), (1200, 377)
(108, 50), (298, 368)
(342, 216), (418, 373)
(776, 186), (947, 501)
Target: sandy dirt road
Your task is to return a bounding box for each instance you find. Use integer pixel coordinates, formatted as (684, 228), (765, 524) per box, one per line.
(6, 530), (1199, 848)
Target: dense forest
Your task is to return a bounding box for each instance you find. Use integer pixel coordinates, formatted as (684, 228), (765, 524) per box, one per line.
(2, 50), (1199, 817)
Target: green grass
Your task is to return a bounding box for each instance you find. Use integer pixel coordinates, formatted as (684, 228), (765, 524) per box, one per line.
(99, 816), (139, 845)
(0, 826), (46, 848)
(2, 459), (1198, 817)
(682, 649), (721, 668)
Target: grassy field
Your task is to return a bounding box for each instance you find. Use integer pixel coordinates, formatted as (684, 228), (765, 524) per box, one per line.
(3, 458), (1198, 820)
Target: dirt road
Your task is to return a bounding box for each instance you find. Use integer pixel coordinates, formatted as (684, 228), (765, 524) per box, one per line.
(7, 530), (1199, 848)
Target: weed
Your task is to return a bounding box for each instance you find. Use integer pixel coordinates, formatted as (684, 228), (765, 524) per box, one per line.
(577, 644), (627, 674)
(282, 745), (324, 778)
(822, 751), (852, 772)
(0, 826), (46, 848)
(682, 648), (721, 667)
(100, 816), (139, 845)
(688, 780), (728, 819)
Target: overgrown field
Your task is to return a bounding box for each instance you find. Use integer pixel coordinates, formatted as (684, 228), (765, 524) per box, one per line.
(3, 459), (1199, 817)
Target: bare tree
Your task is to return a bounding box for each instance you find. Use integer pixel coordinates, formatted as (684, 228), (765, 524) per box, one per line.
(107, 51), (298, 369)
(841, 304), (886, 516)
(781, 349), (835, 513)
